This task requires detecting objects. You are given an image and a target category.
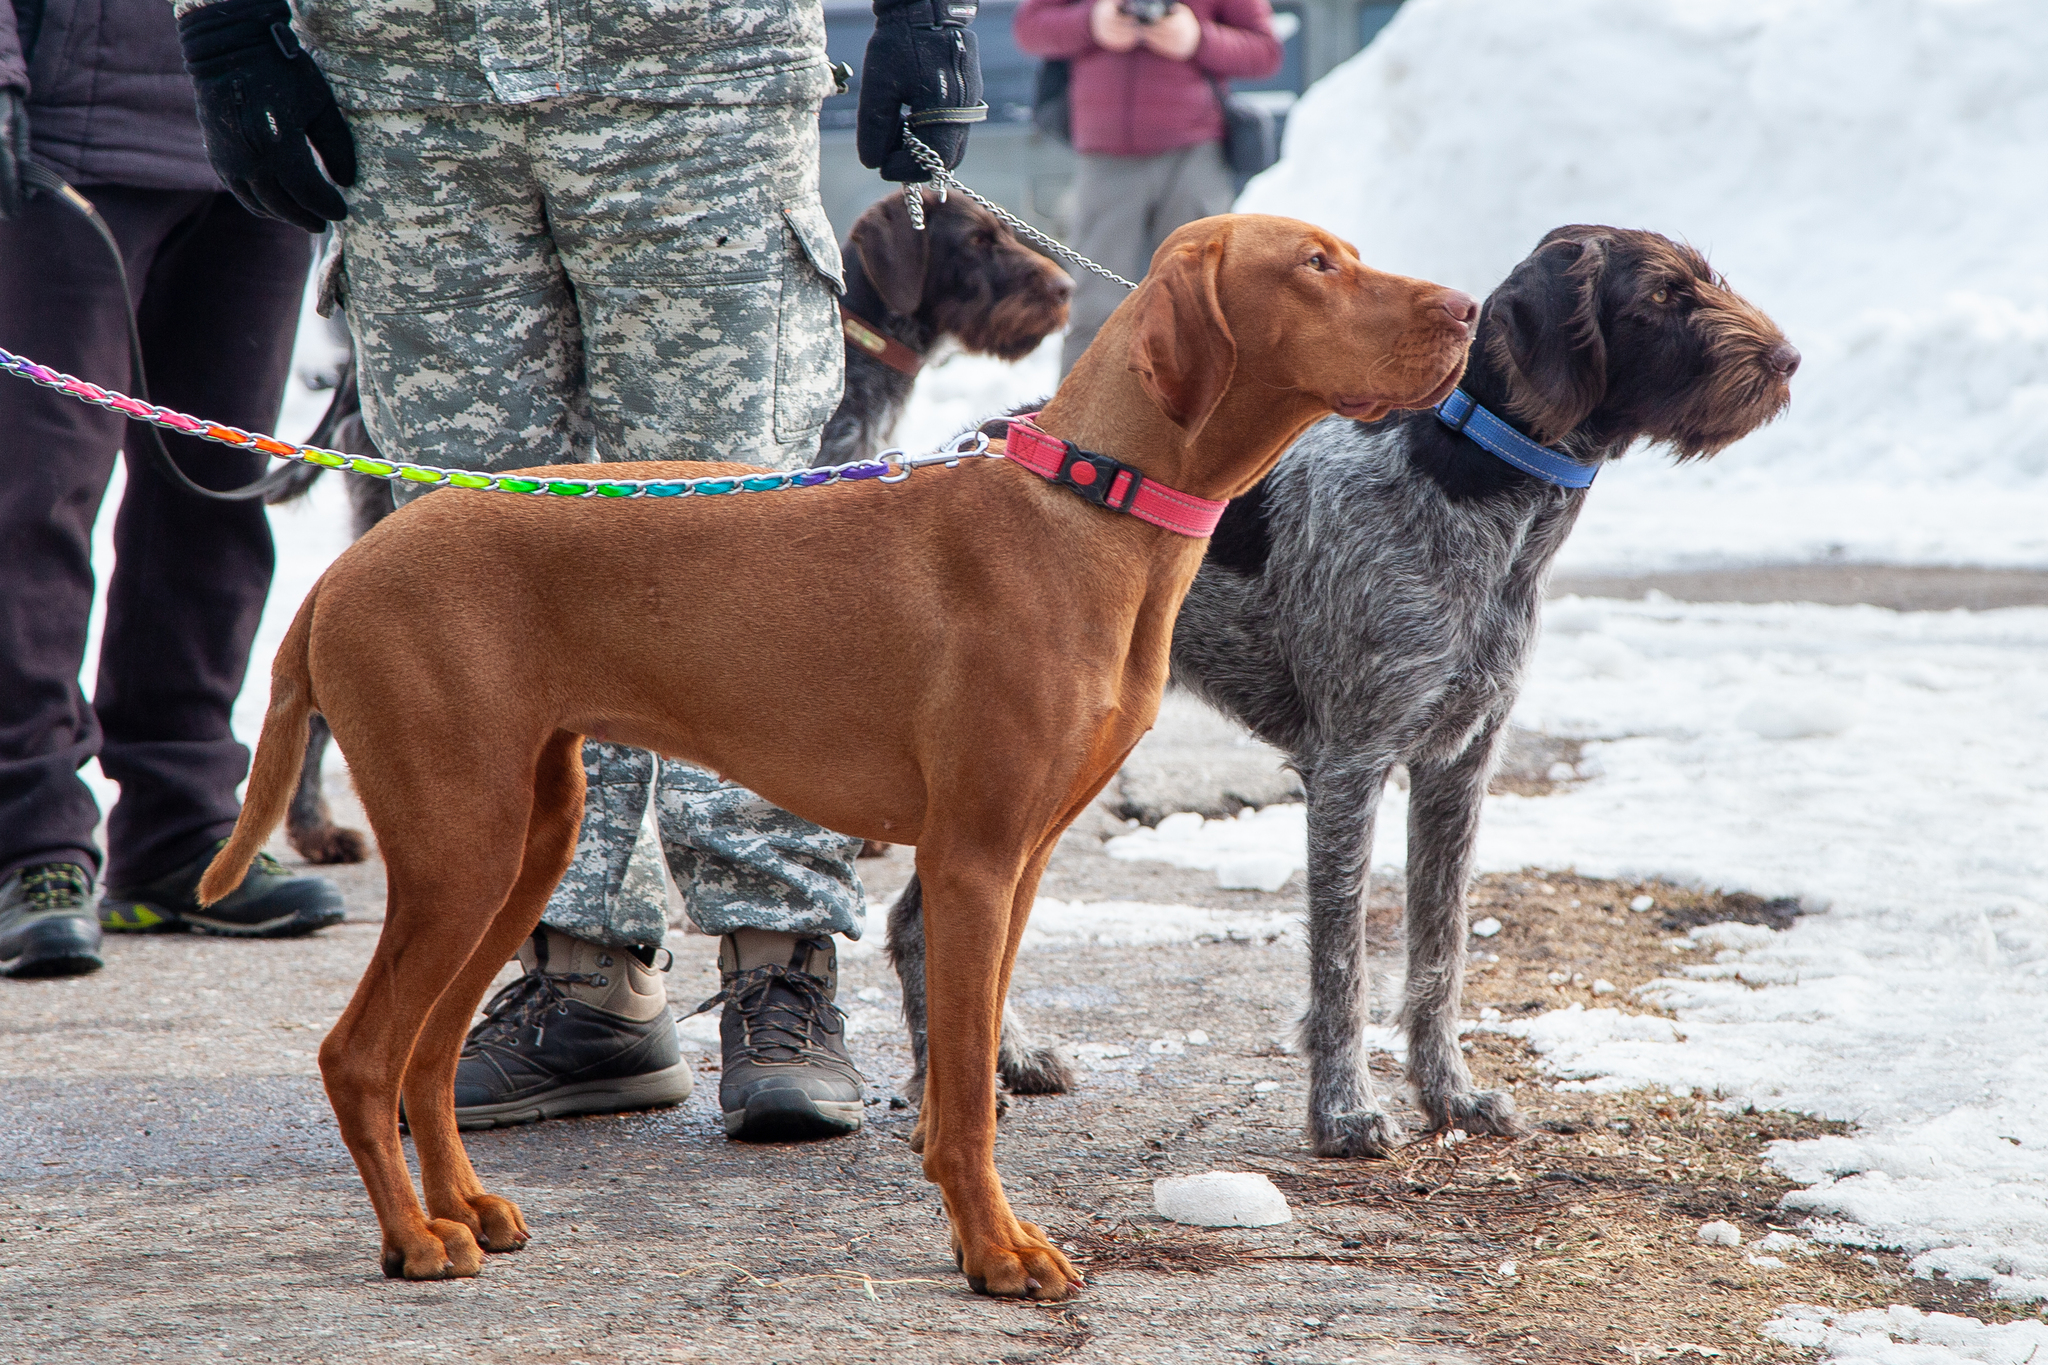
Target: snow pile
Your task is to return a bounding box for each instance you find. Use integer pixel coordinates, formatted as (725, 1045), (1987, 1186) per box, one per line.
(1153, 1172), (1292, 1227)
(1241, 0), (2048, 571)
(1766, 1307), (2048, 1365)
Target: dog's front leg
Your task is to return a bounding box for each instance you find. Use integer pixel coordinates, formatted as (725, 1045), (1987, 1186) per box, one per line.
(1402, 725), (1526, 1139)
(913, 852), (1081, 1300)
(1300, 758), (1405, 1157)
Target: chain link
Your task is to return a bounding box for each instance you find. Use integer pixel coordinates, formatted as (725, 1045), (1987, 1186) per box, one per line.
(899, 128), (1139, 292)
(0, 344), (1001, 502)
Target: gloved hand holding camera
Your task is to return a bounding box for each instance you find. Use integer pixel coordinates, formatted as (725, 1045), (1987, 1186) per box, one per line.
(858, 0), (987, 182)
(1090, 0), (1202, 60)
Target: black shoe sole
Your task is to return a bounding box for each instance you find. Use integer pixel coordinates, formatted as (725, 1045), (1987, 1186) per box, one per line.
(723, 1089), (865, 1142)
(0, 917), (105, 979)
(451, 1063), (697, 1131)
(100, 897), (345, 938)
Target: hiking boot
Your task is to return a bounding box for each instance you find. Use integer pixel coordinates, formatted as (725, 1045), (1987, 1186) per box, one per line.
(0, 863), (104, 979)
(450, 927), (693, 1130)
(708, 930), (864, 1142)
(101, 840), (344, 937)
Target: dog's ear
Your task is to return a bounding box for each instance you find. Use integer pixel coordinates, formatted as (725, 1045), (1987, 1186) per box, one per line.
(850, 194), (931, 317)
(1483, 234), (1610, 441)
(1127, 239), (1236, 439)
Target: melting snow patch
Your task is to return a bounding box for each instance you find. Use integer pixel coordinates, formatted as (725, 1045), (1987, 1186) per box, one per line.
(1153, 1172), (1292, 1228)
(1765, 1306), (2048, 1364)
(1698, 1221), (1743, 1247)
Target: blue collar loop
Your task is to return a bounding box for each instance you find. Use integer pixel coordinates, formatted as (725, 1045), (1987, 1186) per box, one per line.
(1433, 388), (1597, 489)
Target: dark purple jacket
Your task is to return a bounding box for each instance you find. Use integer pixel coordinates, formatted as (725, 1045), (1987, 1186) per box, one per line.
(1014, 0), (1281, 158)
(3, 0), (218, 189)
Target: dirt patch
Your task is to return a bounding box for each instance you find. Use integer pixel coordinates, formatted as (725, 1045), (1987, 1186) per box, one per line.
(1301, 872), (2042, 1363)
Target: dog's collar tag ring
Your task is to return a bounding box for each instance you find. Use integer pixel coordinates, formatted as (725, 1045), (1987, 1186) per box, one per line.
(1001, 415), (1228, 538)
(1434, 388), (1598, 490)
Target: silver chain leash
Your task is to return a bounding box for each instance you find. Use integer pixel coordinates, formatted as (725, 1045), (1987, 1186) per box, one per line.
(898, 127), (1139, 292)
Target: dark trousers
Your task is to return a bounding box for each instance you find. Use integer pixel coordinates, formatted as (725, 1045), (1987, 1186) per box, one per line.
(0, 187), (310, 887)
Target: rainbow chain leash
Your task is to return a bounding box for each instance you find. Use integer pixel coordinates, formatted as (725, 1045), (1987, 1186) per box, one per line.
(0, 343), (999, 499)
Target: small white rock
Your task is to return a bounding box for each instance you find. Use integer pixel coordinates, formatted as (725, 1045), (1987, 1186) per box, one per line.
(1497, 1260), (1518, 1277)
(1470, 916), (1502, 938)
(855, 986), (886, 1004)
(1592, 979), (1617, 995)
(1697, 1220), (1743, 1247)
(1745, 1254), (1787, 1269)
(1630, 895), (1656, 913)
(1251, 1080), (1281, 1094)
(1153, 1172), (1292, 1228)
(1184, 1029), (1211, 1046)
(1215, 856), (1294, 892)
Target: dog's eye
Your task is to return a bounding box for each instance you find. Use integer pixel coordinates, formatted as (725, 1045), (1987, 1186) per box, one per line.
(1651, 289), (1670, 305)
(1307, 253), (1327, 272)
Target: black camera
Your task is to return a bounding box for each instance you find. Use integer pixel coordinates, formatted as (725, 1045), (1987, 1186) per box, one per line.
(1119, 0), (1170, 24)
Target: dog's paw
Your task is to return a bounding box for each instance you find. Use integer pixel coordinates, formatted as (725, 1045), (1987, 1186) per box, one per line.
(1000, 1045), (1076, 1096)
(380, 1220), (485, 1280)
(469, 1195), (530, 1253)
(1309, 1107), (1405, 1158)
(956, 1221), (1083, 1300)
(288, 823), (371, 865)
(1425, 1088), (1528, 1140)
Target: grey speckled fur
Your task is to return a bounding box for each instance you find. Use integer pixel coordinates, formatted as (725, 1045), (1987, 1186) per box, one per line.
(889, 225), (1796, 1154)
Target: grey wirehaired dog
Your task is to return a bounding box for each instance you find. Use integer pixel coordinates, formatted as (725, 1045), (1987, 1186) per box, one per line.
(887, 224), (1797, 1154)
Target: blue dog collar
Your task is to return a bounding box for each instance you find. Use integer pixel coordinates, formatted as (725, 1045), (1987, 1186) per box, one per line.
(1433, 389), (1597, 490)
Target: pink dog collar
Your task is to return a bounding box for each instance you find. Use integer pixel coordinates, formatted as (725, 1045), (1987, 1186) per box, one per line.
(1002, 415), (1227, 539)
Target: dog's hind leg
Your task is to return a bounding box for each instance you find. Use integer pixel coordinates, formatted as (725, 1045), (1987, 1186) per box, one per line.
(1300, 757), (1406, 1158)
(317, 749), (543, 1281)
(1402, 725), (1525, 1139)
(401, 730), (586, 1257)
(888, 874), (1073, 1109)
(286, 713), (371, 864)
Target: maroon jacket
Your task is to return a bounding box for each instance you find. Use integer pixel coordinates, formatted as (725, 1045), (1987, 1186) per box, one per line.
(1014, 0), (1282, 158)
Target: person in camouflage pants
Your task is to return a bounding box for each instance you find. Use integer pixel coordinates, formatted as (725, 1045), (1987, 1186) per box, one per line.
(172, 0), (988, 1142)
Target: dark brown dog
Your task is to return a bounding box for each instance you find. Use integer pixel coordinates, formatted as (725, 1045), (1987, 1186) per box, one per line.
(277, 189), (1072, 866)
(200, 215), (1475, 1300)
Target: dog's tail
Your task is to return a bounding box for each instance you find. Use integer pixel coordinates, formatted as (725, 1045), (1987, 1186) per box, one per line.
(199, 593), (318, 905)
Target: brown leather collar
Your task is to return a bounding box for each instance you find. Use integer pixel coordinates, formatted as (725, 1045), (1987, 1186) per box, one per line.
(839, 305), (924, 377)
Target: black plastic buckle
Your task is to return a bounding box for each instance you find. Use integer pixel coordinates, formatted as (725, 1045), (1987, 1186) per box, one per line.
(1436, 391), (1475, 435)
(1052, 441), (1141, 512)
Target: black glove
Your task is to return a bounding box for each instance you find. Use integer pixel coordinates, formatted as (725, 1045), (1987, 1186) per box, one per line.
(858, 0), (986, 183)
(0, 89), (30, 220)
(177, 0), (356, 231)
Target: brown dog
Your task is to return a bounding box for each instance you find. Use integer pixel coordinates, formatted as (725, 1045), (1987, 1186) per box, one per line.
(200, 214), (1475, 1300)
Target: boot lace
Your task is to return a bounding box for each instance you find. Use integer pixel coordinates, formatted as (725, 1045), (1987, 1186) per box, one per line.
(462, 967), (603, 1056)
(19, 864), (92, 912)
(691, 964), (844, 1064)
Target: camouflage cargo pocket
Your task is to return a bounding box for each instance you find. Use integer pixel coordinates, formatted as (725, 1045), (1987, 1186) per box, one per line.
(773, 205), (844, 444)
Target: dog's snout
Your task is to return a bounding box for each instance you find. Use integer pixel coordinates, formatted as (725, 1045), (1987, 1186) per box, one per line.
(1048, 273), (1076, 302)
(1439, 291), (1479, 327)
(1767, 341), (1801, 378)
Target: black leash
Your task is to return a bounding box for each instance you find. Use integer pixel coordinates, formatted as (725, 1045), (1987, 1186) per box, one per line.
(21, 162), (304, 502)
